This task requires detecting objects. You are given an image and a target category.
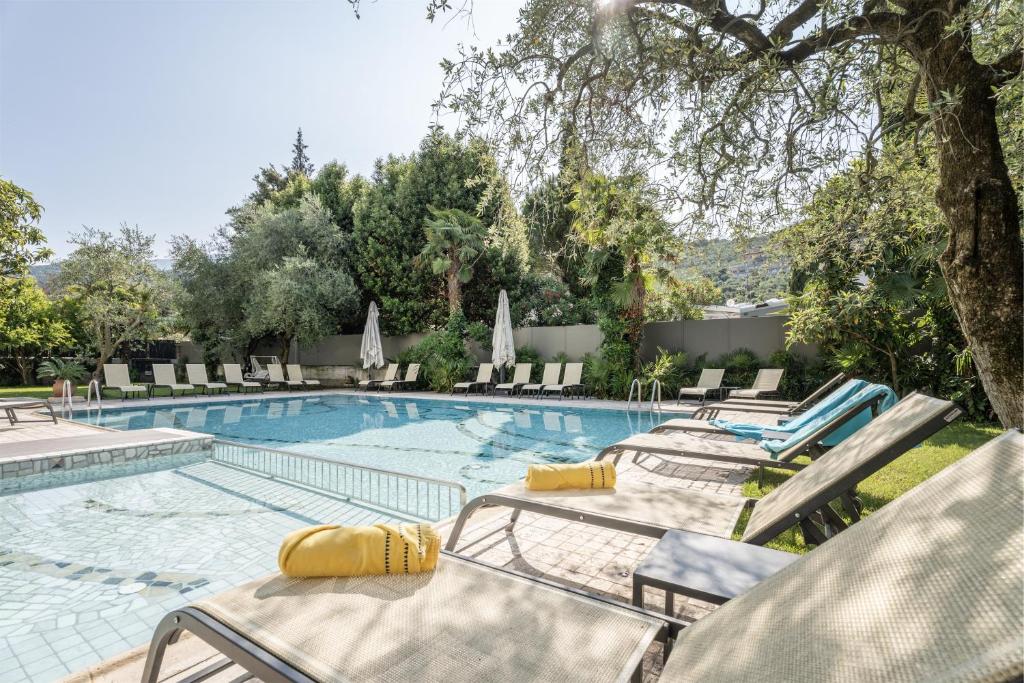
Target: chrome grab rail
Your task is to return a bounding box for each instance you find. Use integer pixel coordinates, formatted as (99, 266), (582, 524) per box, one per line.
(626, 378), (642, 410)
(211, 440), (467, 522)
(61, 380), (73, 412)
(86, 379), (102, 409)
(649, 379), (662, 413)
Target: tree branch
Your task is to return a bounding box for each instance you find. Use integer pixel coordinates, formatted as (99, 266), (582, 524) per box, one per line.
(768, 0), (822, 46)
(987, 47), (1023, 85)
(779, 12), (905, 63)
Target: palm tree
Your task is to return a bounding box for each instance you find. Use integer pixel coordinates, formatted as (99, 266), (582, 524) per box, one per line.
(420, 206), (487, 313)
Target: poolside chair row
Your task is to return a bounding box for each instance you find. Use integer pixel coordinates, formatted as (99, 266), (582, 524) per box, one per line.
(144, 395), (1021, 682)
(677, 367), (795, 406)
(358, 363), (421, 392)
(457, 362), (587, 399)
(101, 362), (321, 400)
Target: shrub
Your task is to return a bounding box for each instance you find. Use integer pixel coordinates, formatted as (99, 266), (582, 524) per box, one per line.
(514, 346), (543, 381)
(711, 347), (762, 389)
(398, 311), (475, 392)
(36, 357), (88, 384)
(641, 348), (688, 399)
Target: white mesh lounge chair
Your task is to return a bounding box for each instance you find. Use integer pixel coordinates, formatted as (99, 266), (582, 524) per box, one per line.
(541, 362), (585, 399)
(142, 552), (672, 683)
(103, 363), (149, 400)
(1, 398), (57, 425)
(380, 363), (420, 392)
(676, 368), (726, 405)
(657, 428), (1023, 682)
(446, 393), (961, 552)
(359, 363), (398, 391)
(286, 364), (321, 389)
(695, 373), (846, 418)
(186, 364), (228, 395)
(493, 363), (533, 397)
(223, 364), (262, 393)
(727, 369), (784, 400)
(267, 363), (303, 391)
(598, 387), (896, 487)
(521, 363), (561, 397)
(152, 364), (194, 398)
(452, 363), (494, 395)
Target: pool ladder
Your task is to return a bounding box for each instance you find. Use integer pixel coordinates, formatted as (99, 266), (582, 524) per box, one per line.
(626, 378), (662, 413)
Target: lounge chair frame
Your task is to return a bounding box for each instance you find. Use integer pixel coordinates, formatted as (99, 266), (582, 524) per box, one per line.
(602, 389), (889, 488)
(676, 369), (726, 406)
(102, 364), (150, 400)
(452, 363), (494, 395)
(492, 363), (533, 397)
(541, 362), (585, 400)
(359, 363), (398, 392)
(186, 364), (229, 396)
(142, 551), (686, 683)
(152, 364), (195, 398)
(222, 364), (263, 393)
(379, 363), (420, 392)
(695, 373), (847, 419)
(266, 364), (303, 392)
(1, 398), (58, 426)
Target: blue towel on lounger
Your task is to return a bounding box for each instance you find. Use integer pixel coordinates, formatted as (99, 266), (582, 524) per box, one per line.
(709, 379), (868, 441)
(754, 384), (898, 457)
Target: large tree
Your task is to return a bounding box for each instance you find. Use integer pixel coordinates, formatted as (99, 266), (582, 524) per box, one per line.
(420, 206), (488, 313)
(0, 279), (71, 384)
(414, 0), (1022, 426)
(54, 226), (171, 375)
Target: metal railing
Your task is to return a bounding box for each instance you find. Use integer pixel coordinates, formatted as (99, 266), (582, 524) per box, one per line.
(211, 440), (467, 522)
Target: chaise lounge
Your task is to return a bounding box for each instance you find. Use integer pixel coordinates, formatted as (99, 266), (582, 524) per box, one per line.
(676, 368), (726, 405)
(152, 364), (195, 398)
(186, 364), (228, 395)
(359, 363), (398, 392)
(452, 363), (494, 395)
(223, 364), (262, 393)
(380, 363), (420, 392)
(102, 363), (149, 400)
(446, 393), (961, 551)
(694, 372), (847, 419)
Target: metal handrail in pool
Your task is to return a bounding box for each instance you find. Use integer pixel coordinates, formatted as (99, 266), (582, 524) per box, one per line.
(211, 439), (468, 522)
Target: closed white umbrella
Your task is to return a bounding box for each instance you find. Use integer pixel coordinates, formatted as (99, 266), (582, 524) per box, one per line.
(491, 289), (516, 382)
(360, 302), (385, 370)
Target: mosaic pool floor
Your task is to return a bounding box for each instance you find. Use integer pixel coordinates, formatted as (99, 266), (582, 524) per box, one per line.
(0, 456), (400, 682)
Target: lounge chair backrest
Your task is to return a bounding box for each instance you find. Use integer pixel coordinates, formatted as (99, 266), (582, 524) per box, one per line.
(152, 364), (178, 386)
(223, 364), (244, 383)
(186, 364), (209, 385)
(383, 363), (399, 381)
(103, 363), (132, 387)
(475, 363), (494, 383)
(660, 429), (1023, 683)
(696, 368), (725, 389)
(286, 364), (304, 381)
(562, 362), (583, 385)
(750, 368), (784, 391)
(404, 363), (420, 381)
(512, 363), (532, 384)
(267, 363), (286, 382)
(790, 372), (846, 412)
(740, 392), (961, 544)
(540, 363), (561, 385)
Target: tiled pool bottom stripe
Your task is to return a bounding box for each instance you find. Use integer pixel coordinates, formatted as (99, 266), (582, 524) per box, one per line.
(0, 460), (403, 682)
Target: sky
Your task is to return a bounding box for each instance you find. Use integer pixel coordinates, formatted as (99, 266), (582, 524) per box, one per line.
(0, 0), (524, 258)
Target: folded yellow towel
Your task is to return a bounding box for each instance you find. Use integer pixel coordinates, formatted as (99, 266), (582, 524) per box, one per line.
(525, 461), (616, 491)
(278, 523), (440, 578)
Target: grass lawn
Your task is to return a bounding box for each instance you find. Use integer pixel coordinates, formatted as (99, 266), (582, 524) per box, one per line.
(732, 421), (1003, 554)
(0, 384), (209, 400)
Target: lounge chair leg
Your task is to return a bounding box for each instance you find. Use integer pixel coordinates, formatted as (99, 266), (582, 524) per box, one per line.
(506, 508), (522, 532)
(444, 498), (491, 551)
(142, 613), (184, 683)
(758, 465), (765, 489)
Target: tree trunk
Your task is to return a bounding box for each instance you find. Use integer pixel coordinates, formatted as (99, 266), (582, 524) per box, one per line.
(913, 32), (1023, 427)
(625, 265), (647, 373)
(447, 260), (463, 313)
(14, 352), (32, 385)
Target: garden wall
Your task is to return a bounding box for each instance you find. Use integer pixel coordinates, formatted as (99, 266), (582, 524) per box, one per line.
(286, 316), (814, 367)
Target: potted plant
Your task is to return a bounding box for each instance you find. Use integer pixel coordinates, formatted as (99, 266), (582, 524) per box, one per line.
(36, 358), (88, 397)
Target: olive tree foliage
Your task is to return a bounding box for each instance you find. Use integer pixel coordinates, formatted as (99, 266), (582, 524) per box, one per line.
(385, 0), (1023, 426)
(54, 226), (172, 375)
(0, 178), (51, 278)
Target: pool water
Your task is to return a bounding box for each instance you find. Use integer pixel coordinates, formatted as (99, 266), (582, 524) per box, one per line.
(75, 394), (669, 499)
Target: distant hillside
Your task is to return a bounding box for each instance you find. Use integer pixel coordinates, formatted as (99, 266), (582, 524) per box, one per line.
(678, 236), (790, 303)
(29, 258), (173, 289)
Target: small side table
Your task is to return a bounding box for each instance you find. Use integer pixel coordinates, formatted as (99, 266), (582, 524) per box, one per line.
(632, 529), (800, 613)
(718, 386), (740, 400)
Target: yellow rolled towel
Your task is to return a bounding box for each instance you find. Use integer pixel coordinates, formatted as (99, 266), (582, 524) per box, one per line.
(525, 461), (616, 491)
(278, 523), (440, 578)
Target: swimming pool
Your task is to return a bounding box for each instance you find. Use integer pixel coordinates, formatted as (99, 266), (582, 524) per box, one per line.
(75, 394), (669, 498)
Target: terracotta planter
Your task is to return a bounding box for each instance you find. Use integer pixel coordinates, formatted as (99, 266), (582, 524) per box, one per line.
(51, 380), (77, 397)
